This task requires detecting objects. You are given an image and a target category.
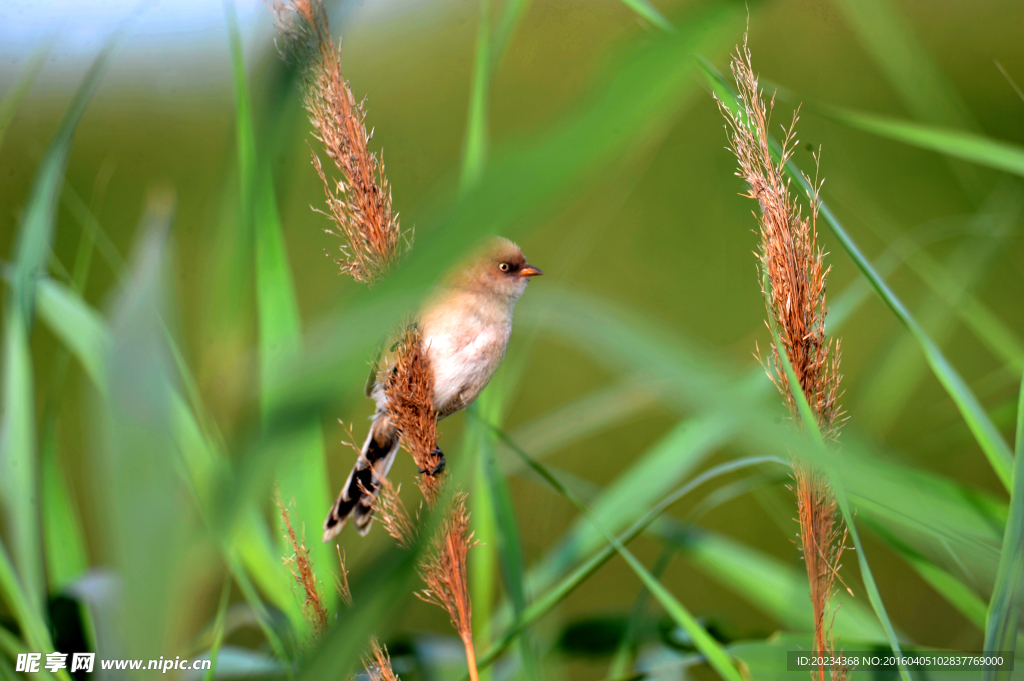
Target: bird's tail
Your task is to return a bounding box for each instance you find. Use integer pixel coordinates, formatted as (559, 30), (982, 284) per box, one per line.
(322, 410), (400, 542)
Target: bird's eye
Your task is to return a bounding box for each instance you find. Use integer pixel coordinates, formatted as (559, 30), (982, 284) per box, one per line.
(499, 262), (511, 272)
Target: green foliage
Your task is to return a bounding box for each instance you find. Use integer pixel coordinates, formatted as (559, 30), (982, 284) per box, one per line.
(984, 374), (1024, 680)
(1, 3), (1021, 681)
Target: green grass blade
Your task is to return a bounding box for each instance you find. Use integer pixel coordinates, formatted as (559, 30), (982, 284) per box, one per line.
(827, 0), (982, 195)
(226, 1), (256, 221)
(60, 181), (126, 280)
(701, 60), (1014, 490)
(841, 187), (1024, 374)
(10, 39), (117, 323)
(829, 0), (977, 129)
(0, 622), (61, 681)
(460, 0), (671, 190)
(824, 105), (1024, 178)
(618, 0), (673, 31)
(40, 440), (88, 592)
(31, 275), (303, 639)
(226, 2), (332, 618)
(460, 0), (491, 190)
(530, 415), (733, 591)
(40, 171), (105, 593)
(661, 524), (885, 641)
(469, 394), (539, 681)
(866, 520), (989, 630)
(0, 309), (43, 613)
(99, 193), (185, 663)
(36, 279), (108, 388)
(492, 0), (532, 63)
(494, 429), (744, 681)
(252, 167), (332, 603)
(203, 578), (233, 681)
(524, 286), (1006, 568)
(983, 372), (1024, 679)
(477, 454), (782, 671)
(470, 428), (499, 681)
(0, 510), (61, 669)
(858, 230), (1007, 432)
(0, 33), (117, 622)
(808, 186), (1014, 488)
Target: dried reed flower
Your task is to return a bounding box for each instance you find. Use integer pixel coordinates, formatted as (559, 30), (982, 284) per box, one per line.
(270, 0), (406, 284)
(276, 495), (329, 640)
(716, 36), (844, 439)
(335, 545), (353, 607)
(363, 477), (418, 549)
(364, 637), (401, 681)
(382, 324), (445, 504)
(716, 34), (850, 681)
(417, 493), (480, 681)
(793, 466), (851, 681)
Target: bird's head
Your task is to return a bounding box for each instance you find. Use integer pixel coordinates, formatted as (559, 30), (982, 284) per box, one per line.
(453, 236), (543, 303)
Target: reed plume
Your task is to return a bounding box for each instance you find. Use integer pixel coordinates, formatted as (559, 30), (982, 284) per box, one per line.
(276, 495), (330, 640)
(382, 324), (445, 504)
(334, 545), (353, 607)
(716, 34), (849, 681)
(270, 0), (406, 284)
(365, 477), (418, 549)
(364, 637), (401, 681)
(417, 492), (480, 681)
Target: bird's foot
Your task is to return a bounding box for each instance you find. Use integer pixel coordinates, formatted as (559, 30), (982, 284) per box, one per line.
(418, 448), (446, 476)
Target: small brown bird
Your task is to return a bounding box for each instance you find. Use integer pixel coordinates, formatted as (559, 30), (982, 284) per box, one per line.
(323, 237), (543, 541)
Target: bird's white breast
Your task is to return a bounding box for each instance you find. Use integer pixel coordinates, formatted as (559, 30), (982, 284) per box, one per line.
(419, 290), (513, 417)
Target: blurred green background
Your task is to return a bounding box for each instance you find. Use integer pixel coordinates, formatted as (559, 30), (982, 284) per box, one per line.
(2, 0), (1023, 678)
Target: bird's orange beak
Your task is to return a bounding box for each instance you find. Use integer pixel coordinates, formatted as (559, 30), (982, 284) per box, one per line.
(519, 264), (544, 277)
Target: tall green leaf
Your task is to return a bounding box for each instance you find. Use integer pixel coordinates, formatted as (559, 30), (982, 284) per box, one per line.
(0, 34), (117, 625)
(858, 216), (1010, 432)
(983, 372), (1024, 680)
(824, 105), (1024, 179)
(98, 193), (184, 663)
(658, 524), (885, 641)
(496, 430), (745, 681)
(460, 0), (492, 190)
(34, 273), (302, 647)
(529, 415), (734, 592)
(39, 188), (105, 593)
(459, 0), (671, 190)
(836, 186), (1024, 375)
(469, 384), (539, 681)
(476, 454), (782, 671)
(226, 2), (333, 623)
(828, 0), (983, 196)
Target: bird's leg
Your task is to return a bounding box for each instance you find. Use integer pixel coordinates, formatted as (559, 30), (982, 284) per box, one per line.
(418, 447), (446, 476)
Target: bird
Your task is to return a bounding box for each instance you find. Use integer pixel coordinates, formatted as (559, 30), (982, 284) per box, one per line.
(323, 236), (543, 541)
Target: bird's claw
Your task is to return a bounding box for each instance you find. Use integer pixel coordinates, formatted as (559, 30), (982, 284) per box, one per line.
(418, 448), (446, 476)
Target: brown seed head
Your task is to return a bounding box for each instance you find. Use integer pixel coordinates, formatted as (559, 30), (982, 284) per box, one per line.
(270, 0), (407, 284)
(276, 494), (329, 641)
(364, 637), (400, 681)
(382, 323), (444, 504)
(416, 492), (478, 645)
(715, 34), (844, 438)
(363, 477), (418, 549)
(716, 34), (850, 681)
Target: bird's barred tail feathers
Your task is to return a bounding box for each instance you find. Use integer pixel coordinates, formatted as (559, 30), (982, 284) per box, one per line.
(322, 411), (400, 541)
